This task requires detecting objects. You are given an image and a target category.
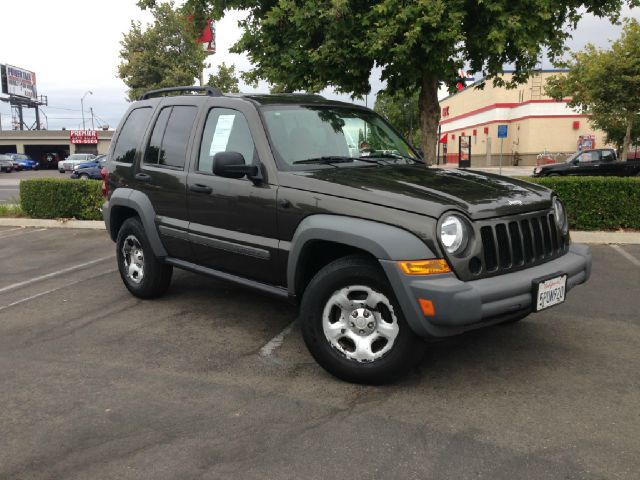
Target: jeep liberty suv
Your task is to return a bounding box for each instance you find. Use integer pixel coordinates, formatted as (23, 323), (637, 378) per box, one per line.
(102, 86), (592, 384)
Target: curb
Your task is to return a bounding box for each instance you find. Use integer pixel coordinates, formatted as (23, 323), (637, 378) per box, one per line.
(1, 217), (639, 244)
(0, 218), (105, 230)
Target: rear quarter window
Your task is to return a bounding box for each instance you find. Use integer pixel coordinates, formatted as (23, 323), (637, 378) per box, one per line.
(112, 107), (152, 164)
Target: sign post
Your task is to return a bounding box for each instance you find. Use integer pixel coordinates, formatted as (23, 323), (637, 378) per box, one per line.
(497, 124), (508, 175)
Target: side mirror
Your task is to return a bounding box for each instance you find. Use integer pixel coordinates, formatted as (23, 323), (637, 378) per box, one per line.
(213, 152), (258, 179)
(572, 158), (579, 165)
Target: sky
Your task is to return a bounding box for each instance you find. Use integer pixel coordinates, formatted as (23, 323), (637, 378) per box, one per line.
(0, 0), (638, 131)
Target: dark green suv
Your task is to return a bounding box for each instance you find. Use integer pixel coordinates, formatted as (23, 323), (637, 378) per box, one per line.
(102, 86), (592, 384)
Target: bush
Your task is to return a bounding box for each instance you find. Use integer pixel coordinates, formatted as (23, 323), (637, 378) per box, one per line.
(520, 176), (640, 231)
(20, 178), (103, 220)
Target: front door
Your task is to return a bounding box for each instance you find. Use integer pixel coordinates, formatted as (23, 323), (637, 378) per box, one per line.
(186, 105), (279, 285)
(134, 103), (199, 259)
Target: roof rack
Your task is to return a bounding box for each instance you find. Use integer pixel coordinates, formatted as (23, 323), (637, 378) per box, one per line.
(138, 86), (223, 101)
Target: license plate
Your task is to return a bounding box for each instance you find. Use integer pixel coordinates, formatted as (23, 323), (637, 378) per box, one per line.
(534, 274), (567, 312)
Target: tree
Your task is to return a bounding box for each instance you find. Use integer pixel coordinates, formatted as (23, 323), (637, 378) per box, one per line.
(182, 0), (637, 165)
(374, 89), (421, 148)
(545, 19), (640, 161)
(206, 62), (240, 93)
(118, 1), (208, 101)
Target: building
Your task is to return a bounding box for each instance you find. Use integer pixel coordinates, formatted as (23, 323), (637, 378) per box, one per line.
(438, 70), (610, 167)
(0, 129), (113, 164)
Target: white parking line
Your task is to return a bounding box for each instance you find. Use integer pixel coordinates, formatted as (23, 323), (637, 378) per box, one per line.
(0, 256), (114, 294)
(259, 321), (296, 357)
(0, 227), (22, 234)
(610, 245), (640, 267)
(0, 228), (46, 239)
(0, 268), (117, 313)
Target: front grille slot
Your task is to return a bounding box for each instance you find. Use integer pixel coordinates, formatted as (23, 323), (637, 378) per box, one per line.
(474, 211), (567, 278)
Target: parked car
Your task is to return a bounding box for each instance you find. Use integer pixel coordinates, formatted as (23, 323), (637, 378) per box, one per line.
(6, 153), (39, 170)
(0, 154), (14, 172)
(102, 86), (592, 384)
(533, 148), (640, 177)
(42, 152), (61, 170)
(70, 156), (107, 180)
(58, 153), (96, 173)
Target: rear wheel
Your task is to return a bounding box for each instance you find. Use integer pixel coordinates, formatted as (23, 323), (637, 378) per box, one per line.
(116, 217), (172, 299)
(79, 173), (90, 180)
(300, 255), (424, 384)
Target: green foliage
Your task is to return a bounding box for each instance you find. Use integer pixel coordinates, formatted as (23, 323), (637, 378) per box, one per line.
(206, 62), (240, 93)
(521, 176), (640, 230)
(0, 204), (24, 218)
(545, 19), (640, 160)
(20, 179), (104, 221)
(118, 1), (208, 101)
(374, 89), (421, 147)
(180, 0), (635, 165)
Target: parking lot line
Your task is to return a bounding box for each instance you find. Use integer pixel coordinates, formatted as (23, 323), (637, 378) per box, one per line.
(610, 245), (640, 267)
(0, 228), (46, 239)
(0, 256), (113, 294)
(259, 321), (296, 357)
(0, 227), (22, 234)
(0, 268), (116, 313)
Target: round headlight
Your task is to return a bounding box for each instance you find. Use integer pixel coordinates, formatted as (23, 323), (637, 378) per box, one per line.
(440, 215), (468, 255)
(553, 197), (568, 234)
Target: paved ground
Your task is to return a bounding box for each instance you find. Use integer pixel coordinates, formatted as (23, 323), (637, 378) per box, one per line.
(0, 170), (64, 204)
(0, 227), (638, 480)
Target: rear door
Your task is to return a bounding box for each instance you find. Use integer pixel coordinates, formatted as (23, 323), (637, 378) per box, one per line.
(133, 99), (201, 260)
(186, 100), (280, 285)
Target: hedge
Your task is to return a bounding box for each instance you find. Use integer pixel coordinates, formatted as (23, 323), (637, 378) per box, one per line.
(20, 178), (103, 220)
(520, 176), (640, 231)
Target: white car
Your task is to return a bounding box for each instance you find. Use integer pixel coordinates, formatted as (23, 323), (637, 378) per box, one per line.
(59, 154), (96, 173)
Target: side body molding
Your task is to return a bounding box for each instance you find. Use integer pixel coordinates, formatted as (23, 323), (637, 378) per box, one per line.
(287, 214), (435, 295)
(103, 188), (168, 258)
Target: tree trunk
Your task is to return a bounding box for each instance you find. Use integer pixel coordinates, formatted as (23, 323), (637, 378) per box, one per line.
(621, 117), (633, 163)
(418, 74), (440, 166)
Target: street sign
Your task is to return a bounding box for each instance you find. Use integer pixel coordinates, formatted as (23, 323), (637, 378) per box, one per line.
(498, 125), (508, 138)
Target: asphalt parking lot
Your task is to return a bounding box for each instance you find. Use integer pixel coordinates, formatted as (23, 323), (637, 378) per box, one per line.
(0, 226), (638, 480)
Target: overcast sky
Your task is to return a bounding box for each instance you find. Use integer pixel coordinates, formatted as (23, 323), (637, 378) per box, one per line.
(0, 0), (638, 131)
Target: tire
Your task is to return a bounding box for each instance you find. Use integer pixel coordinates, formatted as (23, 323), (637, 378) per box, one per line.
(79, 173), (90, 180)
(300, 255), (424, 384)
(116, 217), (173, 299)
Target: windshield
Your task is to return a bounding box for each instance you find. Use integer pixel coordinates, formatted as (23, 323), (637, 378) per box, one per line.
(260, 105), (421, 170)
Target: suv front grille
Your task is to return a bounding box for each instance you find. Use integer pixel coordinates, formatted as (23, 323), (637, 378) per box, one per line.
(478, 213), (567, 276)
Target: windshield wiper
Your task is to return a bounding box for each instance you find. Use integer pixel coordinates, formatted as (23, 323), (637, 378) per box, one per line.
(365, 152), (423, 164)
(293, 156), (355, 165)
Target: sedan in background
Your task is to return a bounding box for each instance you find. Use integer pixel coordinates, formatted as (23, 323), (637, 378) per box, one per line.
(70, 156), (107, 180)
(0, 154), (14, 173)
(58, 153), (96, 173)
(6, 153), (39, 170)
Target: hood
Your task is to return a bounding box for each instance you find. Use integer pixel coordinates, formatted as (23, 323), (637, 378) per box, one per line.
(278, 165), (552, 220)
(538, 162), (570, 172)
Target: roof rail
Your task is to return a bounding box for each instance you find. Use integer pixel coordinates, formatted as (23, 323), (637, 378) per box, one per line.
(138, 86), (223, 101)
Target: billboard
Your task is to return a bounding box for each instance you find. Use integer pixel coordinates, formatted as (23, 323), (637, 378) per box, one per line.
(1, 64), (37, 99)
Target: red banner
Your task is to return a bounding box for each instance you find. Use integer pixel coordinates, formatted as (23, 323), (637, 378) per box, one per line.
(70, 130), (99, 144)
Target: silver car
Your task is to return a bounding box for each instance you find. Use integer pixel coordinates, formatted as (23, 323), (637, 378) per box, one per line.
(58, 153), (96, 173)
(0, 154), (14, 173)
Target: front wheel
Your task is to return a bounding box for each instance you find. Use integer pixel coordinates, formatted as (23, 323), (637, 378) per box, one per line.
(300, 255), (424, 384)
(116, 217), (173, 299)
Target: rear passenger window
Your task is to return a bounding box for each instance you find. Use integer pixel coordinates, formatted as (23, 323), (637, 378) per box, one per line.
(198, 108), (255, 173)
(112, 107), (152, 163)
(143, 106), (197, 169)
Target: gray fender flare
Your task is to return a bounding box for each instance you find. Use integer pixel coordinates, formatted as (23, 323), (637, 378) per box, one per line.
(104, 188), (167, 257)
(287, 214), (435, 296)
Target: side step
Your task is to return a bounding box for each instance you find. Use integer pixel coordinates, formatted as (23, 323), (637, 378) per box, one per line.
(164, 257), (289, 299)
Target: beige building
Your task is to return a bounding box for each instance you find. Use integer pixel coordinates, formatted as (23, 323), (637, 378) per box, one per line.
(438, 70), (610, 167)
(0, 129), (113, 165)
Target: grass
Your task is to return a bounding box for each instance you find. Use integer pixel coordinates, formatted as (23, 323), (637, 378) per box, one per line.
(0, 204), (25, 218)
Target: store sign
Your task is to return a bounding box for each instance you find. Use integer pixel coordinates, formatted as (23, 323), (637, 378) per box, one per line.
(70, 130), (99, 144)
(1, 64), (37, 99)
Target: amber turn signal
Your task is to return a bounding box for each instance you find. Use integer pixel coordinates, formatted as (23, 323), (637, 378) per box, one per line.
(397, 259), (451, 275)
(418, 299), (436, 317)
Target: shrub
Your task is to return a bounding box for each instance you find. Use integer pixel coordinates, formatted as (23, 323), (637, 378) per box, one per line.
(20, 178), (103, 220)
(520, 176), (640, 231)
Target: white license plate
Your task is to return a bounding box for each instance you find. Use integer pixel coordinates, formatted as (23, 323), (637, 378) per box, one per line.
(534, 274), (567, 312)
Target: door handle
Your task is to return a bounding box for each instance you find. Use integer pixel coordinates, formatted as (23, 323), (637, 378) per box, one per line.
(189, 184), (213, 194)
(135, 172), (151, 182)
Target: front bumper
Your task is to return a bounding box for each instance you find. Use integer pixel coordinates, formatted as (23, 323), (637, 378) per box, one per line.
(380, 243), (592, 338)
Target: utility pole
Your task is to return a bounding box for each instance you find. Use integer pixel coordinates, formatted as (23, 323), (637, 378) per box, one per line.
(90, 107), (95, 130)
